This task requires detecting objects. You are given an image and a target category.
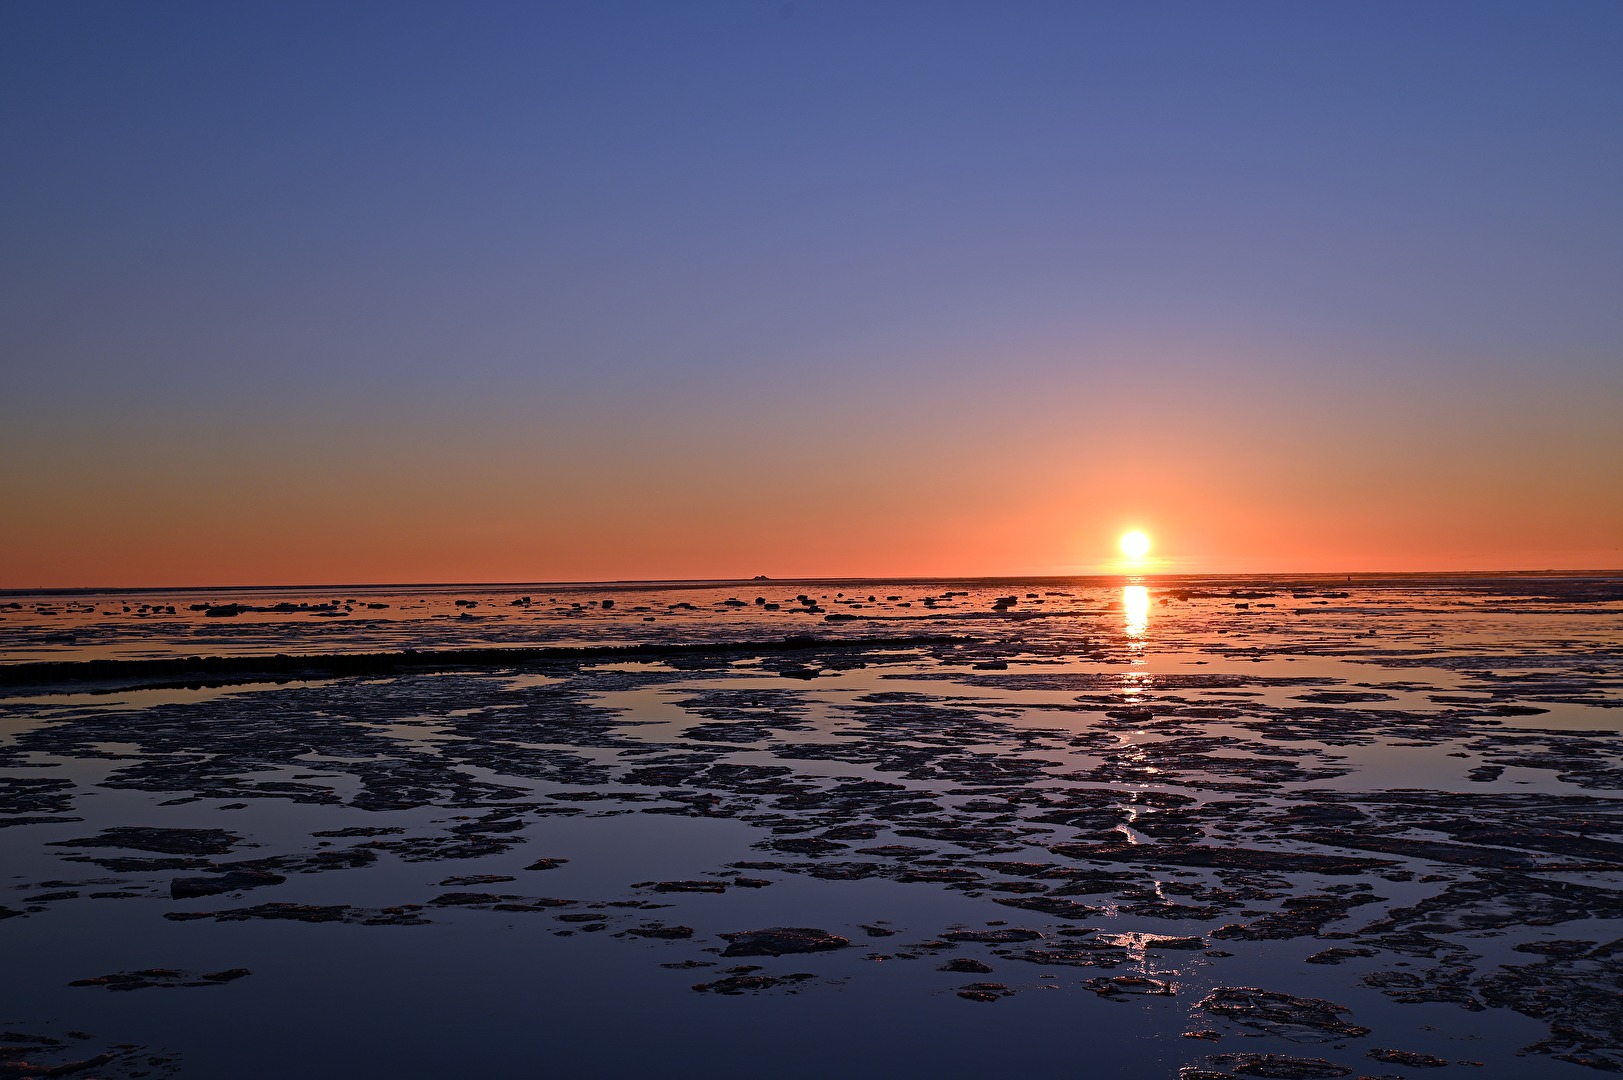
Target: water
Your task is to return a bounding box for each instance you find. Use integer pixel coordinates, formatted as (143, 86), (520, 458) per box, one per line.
(1, 573), (1619, 1077)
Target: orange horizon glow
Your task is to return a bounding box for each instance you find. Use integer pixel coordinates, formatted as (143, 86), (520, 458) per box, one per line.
(3, 490), (1620, 589)
(3, 7), (1622, 594)
(2, 377), (1620, 590)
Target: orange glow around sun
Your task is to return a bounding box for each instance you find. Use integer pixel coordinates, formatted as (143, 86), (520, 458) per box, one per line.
(1119, 530), (1151, 560)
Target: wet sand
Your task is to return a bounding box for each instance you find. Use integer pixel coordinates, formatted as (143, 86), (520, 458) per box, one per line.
(1, 574), (1620, 1077)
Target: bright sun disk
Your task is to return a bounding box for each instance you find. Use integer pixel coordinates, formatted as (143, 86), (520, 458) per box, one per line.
(1120, 530), (1151, 559)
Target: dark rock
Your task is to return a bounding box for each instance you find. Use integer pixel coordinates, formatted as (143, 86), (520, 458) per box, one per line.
(1009, 943), (1126, 969)
(437, 874), (517, 887)
(1083, 976), (1175, 996)
(1197, 987), (1369, 1039)
(50, 827), (241, 856)
(942, 928), (1041, 943)
(1475, 935), (1623, 1069)
(1213, 892), (1383, 940)
(69, 967), (252, 991)
(1305, 946), (1377, 965)
(1140, 935), (1207, 950)
(651, 880), (727, 894)
(1050, 842), (1390, 875)
(311, 826), (405, 838)
(993, 896), (1100, 919)
(766, 837), (848, 855)
(692, 973), (814, 994)
(719, 927), (851, 957)
(1367, 1048), (1448, 1067)
(957, 981), (1012, 1001)
(164, 901), (427, 925)
(622, 923), (693, 939)
(169, 870), (285, 899)
(1205, 1053), (1352, 1078)
(940, 958), (993, 974)
(427, 891), (516, 907)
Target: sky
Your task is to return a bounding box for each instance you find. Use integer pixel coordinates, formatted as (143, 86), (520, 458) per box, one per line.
(3, 0), (1620, 587)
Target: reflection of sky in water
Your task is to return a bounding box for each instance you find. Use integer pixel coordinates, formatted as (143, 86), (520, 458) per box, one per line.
(1, 579), (1618, 1077)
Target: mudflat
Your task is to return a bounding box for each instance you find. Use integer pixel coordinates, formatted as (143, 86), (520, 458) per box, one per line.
(1, 574), (1619, 1077)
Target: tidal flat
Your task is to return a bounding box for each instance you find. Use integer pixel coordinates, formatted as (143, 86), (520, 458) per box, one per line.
(1, 574), (1620, 1078)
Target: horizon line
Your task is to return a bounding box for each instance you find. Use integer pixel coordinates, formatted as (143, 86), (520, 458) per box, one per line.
(4, 567), (1622, 597)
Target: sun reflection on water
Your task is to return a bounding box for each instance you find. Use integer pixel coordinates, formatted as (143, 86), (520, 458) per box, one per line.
(1123, 585), (1150, 638)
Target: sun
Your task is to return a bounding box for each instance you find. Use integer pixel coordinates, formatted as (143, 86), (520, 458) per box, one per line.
(1119, 530), (1151, 559)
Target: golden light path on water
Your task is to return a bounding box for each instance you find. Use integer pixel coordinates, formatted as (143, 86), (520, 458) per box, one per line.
(1123, 584), (1150, 638)
(1114, 582), (1175, 976)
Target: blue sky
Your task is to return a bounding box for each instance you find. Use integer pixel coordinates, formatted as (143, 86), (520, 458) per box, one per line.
(3, 2), (1621, 583)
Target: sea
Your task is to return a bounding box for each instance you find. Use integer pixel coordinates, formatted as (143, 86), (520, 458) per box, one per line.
(1, 573), (1619, 1078)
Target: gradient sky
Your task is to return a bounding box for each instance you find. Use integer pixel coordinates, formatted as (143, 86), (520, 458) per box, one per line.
(3, 1), (1621, 587)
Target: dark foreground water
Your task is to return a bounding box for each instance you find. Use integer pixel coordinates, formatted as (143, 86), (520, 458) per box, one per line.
(1, 574), (1620, 1078)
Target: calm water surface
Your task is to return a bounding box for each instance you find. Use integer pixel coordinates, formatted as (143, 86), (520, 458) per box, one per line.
(1, 574), (1619, 1078)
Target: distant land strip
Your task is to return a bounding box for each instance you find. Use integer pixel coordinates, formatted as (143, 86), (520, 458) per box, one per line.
(0, 635), (972, 688)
